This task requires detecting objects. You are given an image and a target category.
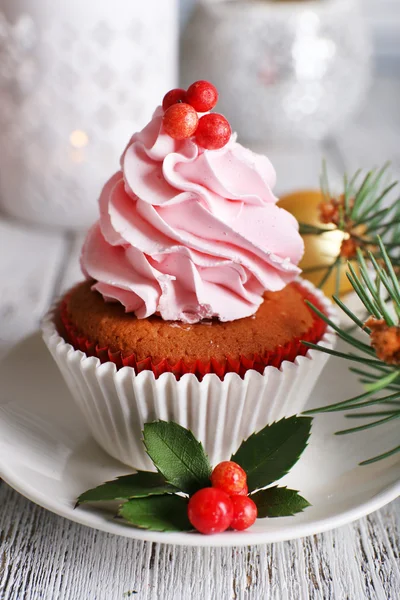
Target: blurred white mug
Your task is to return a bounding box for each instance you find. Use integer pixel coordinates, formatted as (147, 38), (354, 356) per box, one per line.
(182, 0), (371, 143)
(0, 0), (178, 229)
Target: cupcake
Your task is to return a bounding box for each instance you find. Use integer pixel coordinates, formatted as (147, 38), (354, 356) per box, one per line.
(42, 81), (337, 471)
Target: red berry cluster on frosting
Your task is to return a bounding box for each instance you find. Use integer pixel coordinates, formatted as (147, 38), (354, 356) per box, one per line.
(187, 461), (257, 534)
(162, 80), (232, 150)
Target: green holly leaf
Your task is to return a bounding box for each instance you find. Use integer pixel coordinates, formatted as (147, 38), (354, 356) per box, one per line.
(76, 471), (179, 505)
(143, 421), (212, 495)
(251, 486), (311, 518)
(231, 416), (312, 492)
(119, 495), (193, 532)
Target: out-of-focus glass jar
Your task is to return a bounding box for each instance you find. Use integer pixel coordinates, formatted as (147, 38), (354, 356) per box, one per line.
(0, 0), (178, 229)
(182, 0), (371, 142)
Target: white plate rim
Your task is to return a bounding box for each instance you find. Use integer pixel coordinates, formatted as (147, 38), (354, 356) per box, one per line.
(0, 332), (399, 547)
(0, 461), (399, 547)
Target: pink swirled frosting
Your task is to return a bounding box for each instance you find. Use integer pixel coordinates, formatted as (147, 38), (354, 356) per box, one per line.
(81, 107), (304, 323)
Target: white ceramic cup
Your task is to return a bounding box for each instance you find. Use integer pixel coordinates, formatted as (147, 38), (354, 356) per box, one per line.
(0, 0), (178, 229)
(182, 0), (371, 142)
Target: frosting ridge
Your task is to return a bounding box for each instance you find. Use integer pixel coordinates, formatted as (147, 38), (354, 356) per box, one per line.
(81, 107), (304, 323)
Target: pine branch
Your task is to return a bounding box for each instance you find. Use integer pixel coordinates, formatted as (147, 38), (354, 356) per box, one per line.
(299, 163), (399, 298)
(302, 236), (400, 464)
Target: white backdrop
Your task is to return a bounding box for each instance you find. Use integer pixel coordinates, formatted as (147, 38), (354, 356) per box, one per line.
(365, 0), (400, 57)
(180, 0), (400, 58)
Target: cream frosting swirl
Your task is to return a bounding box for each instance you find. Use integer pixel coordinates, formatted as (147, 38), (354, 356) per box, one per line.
(81, 107), (304, 323)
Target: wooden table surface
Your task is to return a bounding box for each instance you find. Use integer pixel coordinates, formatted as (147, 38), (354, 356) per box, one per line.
(0, 71), (399, 599)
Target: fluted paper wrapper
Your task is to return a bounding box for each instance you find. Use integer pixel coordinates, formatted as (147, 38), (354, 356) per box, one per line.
(42, 280), (338, 470)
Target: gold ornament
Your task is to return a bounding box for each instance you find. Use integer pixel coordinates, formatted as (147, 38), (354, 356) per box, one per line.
(278, 190), (355, 298)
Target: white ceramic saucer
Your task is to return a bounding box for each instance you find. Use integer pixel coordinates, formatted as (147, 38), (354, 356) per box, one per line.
(0, 333), (399, 548)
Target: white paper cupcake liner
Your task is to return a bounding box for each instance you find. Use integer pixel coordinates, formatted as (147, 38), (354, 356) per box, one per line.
(41, 279), (338, 471)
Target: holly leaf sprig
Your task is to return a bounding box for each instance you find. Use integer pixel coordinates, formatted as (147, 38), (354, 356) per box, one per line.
(76, 417), (312, 532)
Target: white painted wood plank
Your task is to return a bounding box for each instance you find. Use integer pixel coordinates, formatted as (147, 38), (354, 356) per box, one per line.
(0, 484), (399, 600)
(323, 530), (362, 600)
(0, 217), (67, 359)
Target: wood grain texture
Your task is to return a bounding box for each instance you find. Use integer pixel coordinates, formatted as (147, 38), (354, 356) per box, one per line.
(0, 484), (399, 600)
(0, 74), (399, 600)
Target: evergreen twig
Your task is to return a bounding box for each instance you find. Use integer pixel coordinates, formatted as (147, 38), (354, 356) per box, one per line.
(302, 236), (400, 465)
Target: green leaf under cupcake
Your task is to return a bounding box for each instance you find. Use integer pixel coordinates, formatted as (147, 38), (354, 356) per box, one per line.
(76, 417), (312, 533)
(142, 421), (212, 495)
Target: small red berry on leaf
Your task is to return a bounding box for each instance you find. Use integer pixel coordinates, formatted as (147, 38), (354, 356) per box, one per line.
(196, 113), (231, 150)
(186, 80), (218, 112)
(230, 495), (258, 531)
(163, 103), (199, 140)
(187, 487), (233, 534)
(211, 461), (247, 496)
(162, 88), (187, 112)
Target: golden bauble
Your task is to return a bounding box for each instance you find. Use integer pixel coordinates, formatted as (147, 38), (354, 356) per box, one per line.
(278, 190), (355, 298)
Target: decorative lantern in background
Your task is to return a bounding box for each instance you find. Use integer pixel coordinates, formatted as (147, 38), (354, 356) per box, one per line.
(182, 0), (371, 143)
(0, 0), (178, 229)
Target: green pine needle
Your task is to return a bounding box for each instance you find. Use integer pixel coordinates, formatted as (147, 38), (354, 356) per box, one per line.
(360, 445), (400, 465)
(299, 224), (333, 236)
(364, 370), (399, 392)
(304, 301), (375, 356)
(337, 393), (400, 412)
(304, 390), (400, 415)
(333, 295), (370, 332)
(346, 411), (400, 418)
(335, 413), (400, 436)
(317, 257), (340, 289)
(301, 343), (390, 369)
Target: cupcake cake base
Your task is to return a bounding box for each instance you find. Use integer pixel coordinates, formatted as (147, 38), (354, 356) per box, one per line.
(58, 280), (327, 380)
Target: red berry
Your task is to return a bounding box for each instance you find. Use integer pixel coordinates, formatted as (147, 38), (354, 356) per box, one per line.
(195, 113), (231, 150)
(188, 488), (233, 535)
(163, 103), (199, 140)
(211, 461), (247, 496)
(186, 80), (218, 112)
(230, 495), (258, 531)
(162, 88), (187, 112)
(236, 484), (249, 497)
